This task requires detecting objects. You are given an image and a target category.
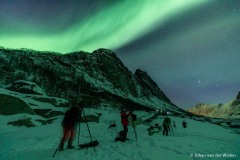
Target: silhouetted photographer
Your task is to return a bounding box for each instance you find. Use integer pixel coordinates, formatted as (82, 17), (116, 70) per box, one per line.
(59, 102), (82, 151)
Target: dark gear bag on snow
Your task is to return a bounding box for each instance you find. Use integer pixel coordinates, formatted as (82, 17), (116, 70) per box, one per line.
(115, 131), (126, 142)
(131, 113), (137, 121)
(79, 140), (99, 149)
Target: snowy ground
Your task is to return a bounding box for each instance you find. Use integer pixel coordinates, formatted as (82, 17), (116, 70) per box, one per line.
(0, 108), (240, 160)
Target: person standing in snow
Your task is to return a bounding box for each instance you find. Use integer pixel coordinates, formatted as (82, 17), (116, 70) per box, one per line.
(162, 116), (171, 136)
(121, 109), (132, 140)
(182, 120), (187, 128)
(59, 102), (82, 151)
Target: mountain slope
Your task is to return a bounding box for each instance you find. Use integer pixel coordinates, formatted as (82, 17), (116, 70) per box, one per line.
(0, 48), (186, 114)
(188, 92), (240, 118)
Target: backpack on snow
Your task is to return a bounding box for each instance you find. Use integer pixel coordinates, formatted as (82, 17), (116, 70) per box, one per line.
(131, 113), (137, 121)
(115, 131), (126, 142)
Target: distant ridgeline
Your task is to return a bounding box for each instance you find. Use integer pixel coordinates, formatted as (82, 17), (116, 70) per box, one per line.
(0, 48), (188, 115)
(188, 91), (240, 119)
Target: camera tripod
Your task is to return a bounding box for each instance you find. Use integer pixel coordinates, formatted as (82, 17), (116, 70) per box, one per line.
(77, 108), (96, 151)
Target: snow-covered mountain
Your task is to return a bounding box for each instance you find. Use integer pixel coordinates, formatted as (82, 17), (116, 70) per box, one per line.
(188, 92), (240, 118)
(0, 48), (186, 115)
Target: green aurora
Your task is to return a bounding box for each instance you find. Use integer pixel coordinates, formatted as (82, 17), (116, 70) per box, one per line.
(0, 0), (208, 53)
(1, 0), (240, 108)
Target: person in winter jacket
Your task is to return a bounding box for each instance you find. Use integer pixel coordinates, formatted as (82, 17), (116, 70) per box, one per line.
(182, 120), (187, 128)
(59, 103), (82, 151)
(121, 109), (132, 140)
(162, 116), (171, 136)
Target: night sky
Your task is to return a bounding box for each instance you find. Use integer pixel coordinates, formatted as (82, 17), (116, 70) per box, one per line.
(0, 0), (240, 108)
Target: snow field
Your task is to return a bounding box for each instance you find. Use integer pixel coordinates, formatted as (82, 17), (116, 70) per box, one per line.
(0, 109), (239, 160)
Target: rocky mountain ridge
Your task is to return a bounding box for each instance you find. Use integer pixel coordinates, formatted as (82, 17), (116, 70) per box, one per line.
(0, 48), (186, 115)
